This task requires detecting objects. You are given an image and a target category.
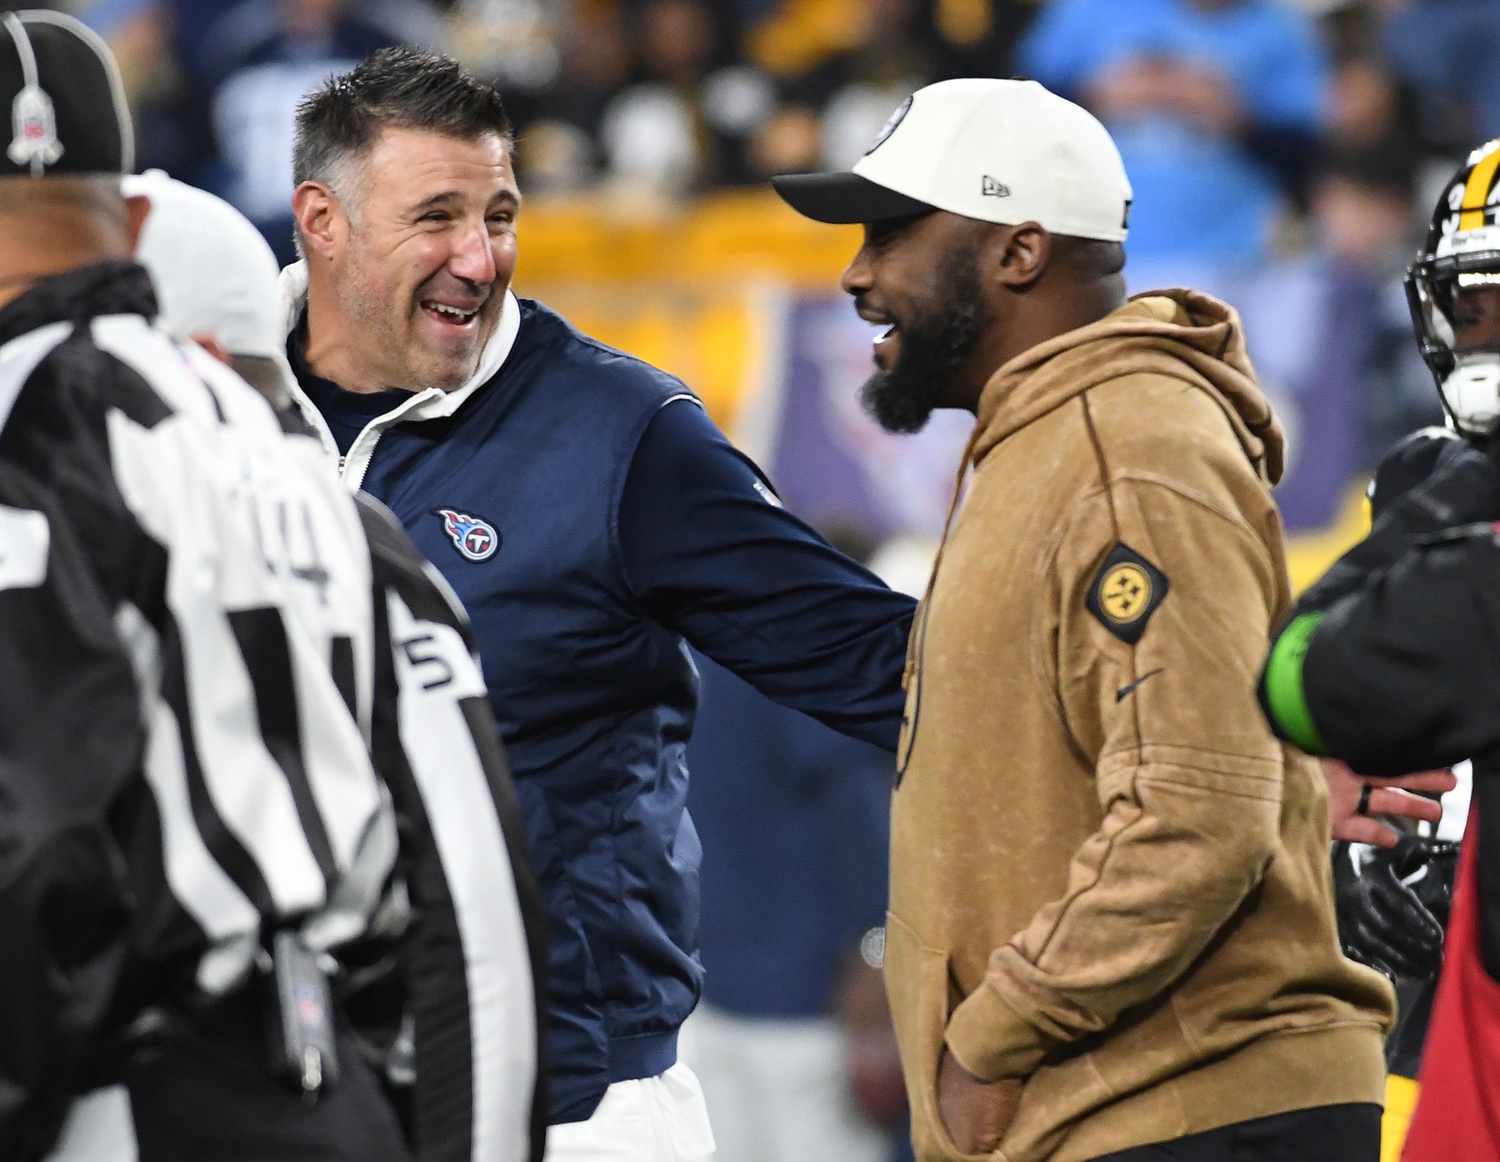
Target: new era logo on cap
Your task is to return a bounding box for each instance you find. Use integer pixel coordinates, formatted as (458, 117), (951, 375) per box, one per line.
(772, 78), (1133, 244)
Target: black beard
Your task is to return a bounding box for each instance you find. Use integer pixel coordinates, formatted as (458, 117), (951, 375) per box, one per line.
(860, 251), (990, 434)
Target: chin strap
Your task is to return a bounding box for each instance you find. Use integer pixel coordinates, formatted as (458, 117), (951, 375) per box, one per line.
(1442, 353), (1500, 435)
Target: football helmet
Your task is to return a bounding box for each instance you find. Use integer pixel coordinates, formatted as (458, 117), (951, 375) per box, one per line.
(1406, 138), (1500, 436)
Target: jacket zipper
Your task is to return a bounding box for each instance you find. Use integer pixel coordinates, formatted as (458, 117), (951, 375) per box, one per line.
(341, 423), (387, 491)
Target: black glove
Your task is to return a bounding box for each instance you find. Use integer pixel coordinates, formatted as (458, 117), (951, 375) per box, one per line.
(1333, 836), (1458, 982)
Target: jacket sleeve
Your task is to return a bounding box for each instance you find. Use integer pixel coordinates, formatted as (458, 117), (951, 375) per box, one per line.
(617, 397), (916, 752)
(1259, 439), (1500, 767)
(0, 466), (141, 1162)
(1265, 524), (1500, 777)
(357, 496), (548, 1162)
(944, 478), (1291, 1082)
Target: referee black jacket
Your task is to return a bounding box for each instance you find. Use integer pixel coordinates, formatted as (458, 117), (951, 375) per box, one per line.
(0, 261), (546, 1162)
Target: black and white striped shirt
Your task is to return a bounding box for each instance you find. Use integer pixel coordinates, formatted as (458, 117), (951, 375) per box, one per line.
(0, 261), (544, 1162)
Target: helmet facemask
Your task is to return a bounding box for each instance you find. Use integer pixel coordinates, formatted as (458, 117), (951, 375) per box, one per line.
(1406, 252), (1500, 436)
(1405, 139), (1500, 437)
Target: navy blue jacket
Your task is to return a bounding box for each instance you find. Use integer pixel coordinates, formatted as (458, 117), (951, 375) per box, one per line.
(281, 272), (916, 1123)
(687, 651), (892, 1018)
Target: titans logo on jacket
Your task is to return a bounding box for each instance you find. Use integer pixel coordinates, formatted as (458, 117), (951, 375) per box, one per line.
(439, 507), (500, 561)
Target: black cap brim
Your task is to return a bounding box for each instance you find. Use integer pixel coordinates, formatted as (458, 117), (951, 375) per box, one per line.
(771, 171), (934, 224)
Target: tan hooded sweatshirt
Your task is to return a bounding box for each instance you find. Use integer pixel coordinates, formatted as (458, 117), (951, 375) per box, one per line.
(886, 290), (1394, 1162)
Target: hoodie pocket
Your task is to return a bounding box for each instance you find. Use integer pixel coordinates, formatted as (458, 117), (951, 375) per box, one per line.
(884, 913), (996, 1162)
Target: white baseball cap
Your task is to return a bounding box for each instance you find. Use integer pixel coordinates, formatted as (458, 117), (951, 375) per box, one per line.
(123, 169), (286, 359)
(773, 78), (1133, 243)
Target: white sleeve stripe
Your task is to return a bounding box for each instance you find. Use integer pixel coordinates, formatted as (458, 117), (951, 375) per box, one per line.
(389, 593), (536, 1162)
(106, 407), (328, 917)
(171, 584), (328, 914)
(116, 603), (261, 990)
(281, 566), (388, 875)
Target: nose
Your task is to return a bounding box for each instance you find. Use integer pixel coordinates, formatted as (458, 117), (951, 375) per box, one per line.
(840, 245), (873, 298)
(449, 219), (498, 287)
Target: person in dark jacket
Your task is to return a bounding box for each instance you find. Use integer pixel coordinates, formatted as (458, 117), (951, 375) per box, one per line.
(280, 46), (917, 1160)
(1258, 137), (1500, 1162)
(1257, 431), (1500, 1162)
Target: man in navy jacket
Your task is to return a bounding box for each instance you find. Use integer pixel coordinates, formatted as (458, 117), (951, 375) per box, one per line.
(281, 47), (915, 1159)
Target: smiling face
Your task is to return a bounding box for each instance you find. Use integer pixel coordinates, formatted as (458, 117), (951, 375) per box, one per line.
(300, 127), (520, 393)
(840, 210), (998, 432)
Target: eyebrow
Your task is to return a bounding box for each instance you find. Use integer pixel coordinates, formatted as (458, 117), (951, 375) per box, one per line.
(864, 211), (929, 247)
(410, 189), (522, 215)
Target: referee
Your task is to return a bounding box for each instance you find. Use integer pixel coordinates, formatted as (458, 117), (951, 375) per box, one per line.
(0, 15), (543, 1162)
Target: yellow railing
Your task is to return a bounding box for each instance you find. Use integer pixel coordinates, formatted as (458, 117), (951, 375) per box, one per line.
(513, 187), (861, 288)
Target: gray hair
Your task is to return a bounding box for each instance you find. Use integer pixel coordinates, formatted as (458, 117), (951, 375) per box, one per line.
(291, 46), (512, 254)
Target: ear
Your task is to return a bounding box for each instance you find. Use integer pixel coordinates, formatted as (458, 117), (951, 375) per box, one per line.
(291, 180), (344, 261)
(125, 194), (151, 252)
(992, 222), (1051, 290)
(188, 332), (232, 367)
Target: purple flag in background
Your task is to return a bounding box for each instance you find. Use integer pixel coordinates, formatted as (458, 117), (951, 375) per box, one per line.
(768, 297), (973, 540)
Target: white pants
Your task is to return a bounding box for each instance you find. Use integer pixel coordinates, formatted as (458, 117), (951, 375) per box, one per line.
(681, 1004), (891, 1162)
(544, 1062), (716, 1162)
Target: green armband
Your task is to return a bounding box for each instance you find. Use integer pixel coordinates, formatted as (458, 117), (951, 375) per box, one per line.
(1262, 611), (1329, 755)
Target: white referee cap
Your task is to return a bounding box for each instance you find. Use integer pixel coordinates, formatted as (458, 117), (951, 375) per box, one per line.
(124, 170), (285, 359)
(773, 78), (1133, 243)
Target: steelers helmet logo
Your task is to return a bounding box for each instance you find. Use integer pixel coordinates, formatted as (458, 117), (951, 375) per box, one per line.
(865, 95), (913, 156)
(1086, 543), (1169, 645)
(1099, 562), (1152, 623)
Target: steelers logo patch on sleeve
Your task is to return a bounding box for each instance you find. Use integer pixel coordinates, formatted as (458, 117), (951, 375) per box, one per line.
(1086, 542), (1169, 645)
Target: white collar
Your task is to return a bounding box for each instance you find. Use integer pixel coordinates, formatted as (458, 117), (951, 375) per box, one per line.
(276, 259), (523, 458)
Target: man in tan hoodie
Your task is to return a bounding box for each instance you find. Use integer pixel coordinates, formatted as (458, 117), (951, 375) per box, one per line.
(774, 79), (1397, 1162)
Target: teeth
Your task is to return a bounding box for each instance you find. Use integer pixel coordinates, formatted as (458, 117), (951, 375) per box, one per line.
(426, 302), (476, 322)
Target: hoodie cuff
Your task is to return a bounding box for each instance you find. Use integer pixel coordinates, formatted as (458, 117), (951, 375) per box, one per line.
(943, 979), (1048, 1083)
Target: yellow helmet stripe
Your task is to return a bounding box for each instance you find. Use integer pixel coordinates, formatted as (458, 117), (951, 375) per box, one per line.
(1459, 143), (1500, 230)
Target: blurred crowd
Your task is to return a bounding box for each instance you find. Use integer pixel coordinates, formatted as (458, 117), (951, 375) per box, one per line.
(62, 0), (1494, 246)
(58, 0), (1500, 489)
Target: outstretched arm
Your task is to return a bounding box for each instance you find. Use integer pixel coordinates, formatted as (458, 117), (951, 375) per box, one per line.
(1263, 521), (1500, 778)
(1262, 437), (1500, 791)
(618, 398), (916, 751)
